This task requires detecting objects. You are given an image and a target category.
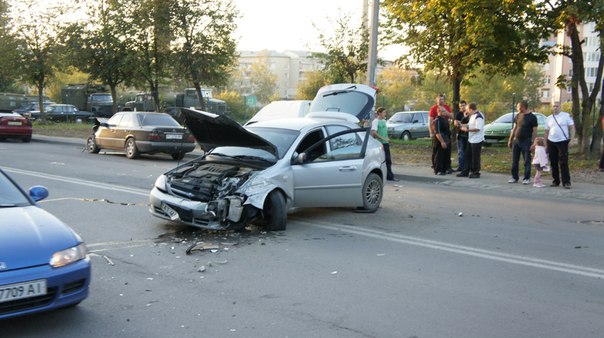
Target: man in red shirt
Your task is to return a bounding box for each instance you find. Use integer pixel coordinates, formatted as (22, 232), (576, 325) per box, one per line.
(429, 94), (453, 172)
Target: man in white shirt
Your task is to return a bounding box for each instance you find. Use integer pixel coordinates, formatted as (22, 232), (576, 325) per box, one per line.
(544, 103), (575, 189)
(456, 103), (485, 178)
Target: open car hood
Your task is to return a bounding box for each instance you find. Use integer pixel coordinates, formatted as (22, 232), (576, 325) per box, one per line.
(181, 108), (278, 157)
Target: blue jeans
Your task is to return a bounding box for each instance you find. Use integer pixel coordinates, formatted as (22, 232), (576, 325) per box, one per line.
(457, 137), (468, 169)
(511, 139), (532, 181)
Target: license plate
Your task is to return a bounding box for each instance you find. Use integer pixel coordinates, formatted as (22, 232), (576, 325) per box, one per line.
(165, 133), (183, 140)
(7, 121), (22, 126)
(161, 203), (180, 221)
(0, 279), (47, 303)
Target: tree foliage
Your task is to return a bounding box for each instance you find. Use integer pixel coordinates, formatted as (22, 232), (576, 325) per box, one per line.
(0, 0), (19, 92)
(296, 71), (329, 100)
(170, 0), (238, 111)
(383, 0), (552, 113)
(376, 65), (418, 112)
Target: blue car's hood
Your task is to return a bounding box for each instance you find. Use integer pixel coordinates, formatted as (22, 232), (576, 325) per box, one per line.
(0, 206), (80, 271)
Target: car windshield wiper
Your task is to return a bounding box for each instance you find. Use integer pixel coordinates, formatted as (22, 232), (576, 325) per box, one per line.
(322, 85), (357, 97)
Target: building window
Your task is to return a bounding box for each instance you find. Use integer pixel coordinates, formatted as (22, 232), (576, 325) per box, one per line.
(542, 89), (550, 98)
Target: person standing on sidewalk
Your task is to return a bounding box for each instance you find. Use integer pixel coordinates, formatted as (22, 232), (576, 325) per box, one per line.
(544, 103), (575, 189)
(456, 103), (484, 178)
(531, 137), (549, 188)
(429, 94), (453, 173)
(454, 100), (469, 171)
(433, 107), (452, 175)
(372, 107), (397, 181)
(507, 100), (538, 185)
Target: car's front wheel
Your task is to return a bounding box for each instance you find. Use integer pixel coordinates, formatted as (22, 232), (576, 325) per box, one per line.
(401, 131), (411, 141)
(86, 136), (100, 153)
(360, 173), (382, 212)
(263, 190), (287, 231)
(125, 138), (139, 159)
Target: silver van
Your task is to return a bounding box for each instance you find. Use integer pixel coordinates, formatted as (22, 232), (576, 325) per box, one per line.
(386, 111), (430, 140)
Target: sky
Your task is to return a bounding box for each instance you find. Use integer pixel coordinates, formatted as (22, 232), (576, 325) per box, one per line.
(233, 0), (402, 60)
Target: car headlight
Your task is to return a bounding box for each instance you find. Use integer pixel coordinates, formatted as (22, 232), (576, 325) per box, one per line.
(154, 174), (167, 191)
(50, 243), (88, 268)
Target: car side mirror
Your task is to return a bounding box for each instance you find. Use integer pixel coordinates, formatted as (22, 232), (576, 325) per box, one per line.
(29, 185), (49, 202)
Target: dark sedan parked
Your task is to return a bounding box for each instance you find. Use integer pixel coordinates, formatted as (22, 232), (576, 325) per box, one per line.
(86, 111), (196, 160)
(25, 104), (94, 123)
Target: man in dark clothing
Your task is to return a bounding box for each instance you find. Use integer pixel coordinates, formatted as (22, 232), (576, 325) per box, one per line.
(429, 94), (453, 174)
(507, 100), (538, 184)
(454, 100), (468, 171)
(433, 108), (451, 175)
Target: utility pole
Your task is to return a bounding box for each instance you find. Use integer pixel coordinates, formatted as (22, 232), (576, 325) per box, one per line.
(366, 0), (379, 86)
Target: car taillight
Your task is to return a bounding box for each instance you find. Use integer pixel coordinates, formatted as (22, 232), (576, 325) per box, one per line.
(149, 131), (161, 141)
(186, 134), (196, 142)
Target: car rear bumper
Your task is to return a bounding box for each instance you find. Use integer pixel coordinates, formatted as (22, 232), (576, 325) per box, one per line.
(0, 257), (91, 319)
(136, 141), (196, 154)
(0, 126), (33, 138)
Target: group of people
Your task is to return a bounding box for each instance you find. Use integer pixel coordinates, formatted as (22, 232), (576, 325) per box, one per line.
(427, 95), (579, 189)
(373, 94), (600, 188)
(428, 95), (485, 179)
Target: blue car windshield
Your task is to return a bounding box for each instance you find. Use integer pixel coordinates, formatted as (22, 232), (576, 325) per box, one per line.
(0, 172), (30, 206)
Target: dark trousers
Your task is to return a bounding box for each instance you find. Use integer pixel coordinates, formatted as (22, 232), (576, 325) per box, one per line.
(432, 136), (451, 172)
(511, 139), (532, 181)
(457, 137), (468, 169)
(383, 143), (394, 180)
(466, 141), (483, 174)
(600, 145), (604, 170)
(547, 139), (570, 185)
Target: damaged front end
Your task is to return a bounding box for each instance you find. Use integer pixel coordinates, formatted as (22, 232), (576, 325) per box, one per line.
(150, 161), (276, 230)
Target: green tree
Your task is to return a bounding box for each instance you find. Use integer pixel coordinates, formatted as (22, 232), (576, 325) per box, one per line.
(376, 65), (417, 112)
(247, 51), (277, 105)
(9, 0), (67, 122)
(313, 14), (369, 83)
(383, 0), (551, 114)
(170, 0), (238, 111)
(550, 0), (604, 157)
(296, 70), (328, 100)
(62, 0), (134, 114)
(0, 0), (19, 92)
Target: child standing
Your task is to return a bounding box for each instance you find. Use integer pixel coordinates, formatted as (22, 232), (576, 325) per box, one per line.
(532, 137), (549, 188)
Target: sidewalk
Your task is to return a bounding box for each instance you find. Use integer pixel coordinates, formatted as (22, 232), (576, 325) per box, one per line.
(391, 162), (604, 203)
(32, 134), (604, 203)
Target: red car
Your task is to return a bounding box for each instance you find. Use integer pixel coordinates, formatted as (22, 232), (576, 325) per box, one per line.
(0, 111), (32, 142)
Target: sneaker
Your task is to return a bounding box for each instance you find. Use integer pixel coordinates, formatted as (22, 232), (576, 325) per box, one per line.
(522, 179), (530, 185)
(437, 172), (446, 176)
(456, 173), (468, 177)
(550, 182), (560, 187)
(468, 173), (480, 179)
(563, 183), (571, 189)
(533, 183), (546, 188)
(508, 178), (518, 183)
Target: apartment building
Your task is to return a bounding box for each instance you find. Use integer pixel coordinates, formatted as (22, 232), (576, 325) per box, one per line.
(540, 22), (602, 107)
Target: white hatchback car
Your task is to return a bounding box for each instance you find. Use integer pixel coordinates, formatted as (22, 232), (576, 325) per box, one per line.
(149, 84), (386, 231)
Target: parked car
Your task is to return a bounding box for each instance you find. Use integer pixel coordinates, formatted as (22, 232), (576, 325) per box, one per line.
(24, 104), (94, 123)
(85, 111), (197, 160)
(386, 111), (430, 140)
(12, 101), (54, 115)
(149, 86), (386, 232)
(484, 112), (546, 145)
(245, 100), (311, 126)
(0, 168), (90, 320)
(0, 111), (32, 142)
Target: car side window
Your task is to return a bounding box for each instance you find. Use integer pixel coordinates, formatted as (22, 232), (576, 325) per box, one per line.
(422, 112), (428, 123)
(107, 114), (123, 127)
(296, 129), (326, 162)
(117, 114), (134, 128)
(316, 129), (364, 162)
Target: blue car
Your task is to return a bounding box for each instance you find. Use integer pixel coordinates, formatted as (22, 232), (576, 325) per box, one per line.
(0, 168), (90, 320)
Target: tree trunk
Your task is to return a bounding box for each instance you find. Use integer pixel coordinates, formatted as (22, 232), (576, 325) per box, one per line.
(110, 84), (118, 115)
(194, 82), (206, 112)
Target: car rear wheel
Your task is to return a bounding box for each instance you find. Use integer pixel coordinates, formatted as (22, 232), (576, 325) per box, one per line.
(22, 135), (32, 143)
(360, 173), (382, 212)
(86, 136), (100, 153)
(400, 131), (411, 141)
(171, 152), (185, 160)
(263, 190), (287, 231)
(125, 138), (139, 159)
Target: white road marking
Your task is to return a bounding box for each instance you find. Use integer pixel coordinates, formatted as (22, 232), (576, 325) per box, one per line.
(293, 220), (604, 279)
(7, 166), (603, 279)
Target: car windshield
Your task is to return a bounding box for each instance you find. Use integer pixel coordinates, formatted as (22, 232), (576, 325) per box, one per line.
(138, 114), (181, 127)
(92, 94), (112, 102)
(0, 172), (30, 207)
(494, 114), (514, 123)
(308, 90), (372, 120)
(389, 113), (412, 123)
(245, 126), (300, 159)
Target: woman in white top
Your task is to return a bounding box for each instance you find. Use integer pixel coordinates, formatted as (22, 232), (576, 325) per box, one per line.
(544, 103), (575, 189)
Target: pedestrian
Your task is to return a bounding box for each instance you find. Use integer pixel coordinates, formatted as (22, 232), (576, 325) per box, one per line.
(507, 100), (538, 184)
(433, 106), (451, 175)
(531, 137), (549, 188)
(454, 100), (469, 171)
(456, 103), (484, 178)
(429, 94), (453, 173)
(544, 103), (575, 189)
(371, 107), (397, 181)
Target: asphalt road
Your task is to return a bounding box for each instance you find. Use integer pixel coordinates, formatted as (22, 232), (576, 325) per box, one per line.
(1, 137), (603, 337)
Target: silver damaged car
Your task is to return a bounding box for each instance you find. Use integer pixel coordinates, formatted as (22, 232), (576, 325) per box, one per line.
(149, 84), (386, 231)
